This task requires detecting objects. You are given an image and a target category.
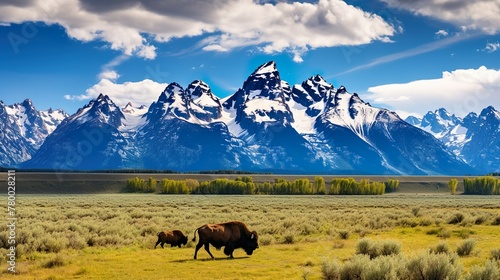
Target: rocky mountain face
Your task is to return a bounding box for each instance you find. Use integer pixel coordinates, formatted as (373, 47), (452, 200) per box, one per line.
(7, 62), (481, 174)
(406, 107), (500, 174)
(23, 94), (141, 170)
(0, 99), (67, 167)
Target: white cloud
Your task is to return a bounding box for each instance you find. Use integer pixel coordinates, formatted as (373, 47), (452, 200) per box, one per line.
(95, 54), (130, 83)
(292, 52), (304, 63)
(381, 0), (500, 34)
(484, 42), (500, 53)
(366, 66), (500, 117)
(65, 77), (167, 108)
(0, 0), (395, 61)
(98, 70), (120, 81)
(435, 29), (448, 37)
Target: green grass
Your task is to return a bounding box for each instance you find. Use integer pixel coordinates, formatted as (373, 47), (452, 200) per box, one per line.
(1, 194), (499, 279)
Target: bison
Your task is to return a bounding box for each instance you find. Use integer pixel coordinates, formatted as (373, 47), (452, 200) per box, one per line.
(154, 230), (188, 249)
(192, 221), (259, 259)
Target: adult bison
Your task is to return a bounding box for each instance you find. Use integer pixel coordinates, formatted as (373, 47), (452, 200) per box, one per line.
(192, 221), (259, 259)
(154, 230), (188, 249)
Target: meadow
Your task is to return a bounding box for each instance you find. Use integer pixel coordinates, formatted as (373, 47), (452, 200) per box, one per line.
(1, 194), (499, 279)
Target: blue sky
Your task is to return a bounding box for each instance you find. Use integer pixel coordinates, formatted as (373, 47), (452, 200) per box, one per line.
(0, 0), (499, 118)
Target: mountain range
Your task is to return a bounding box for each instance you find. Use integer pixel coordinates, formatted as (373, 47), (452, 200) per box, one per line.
(0, 99), (67, 167)
(1, 61), (497, 174)
(405, 107), (500, 174)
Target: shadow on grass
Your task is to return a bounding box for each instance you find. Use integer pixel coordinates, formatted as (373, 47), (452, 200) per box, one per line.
(172, 256), (250, 263)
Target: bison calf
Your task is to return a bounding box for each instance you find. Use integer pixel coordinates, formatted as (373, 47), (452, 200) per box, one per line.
(155, 230), (188, 249)
(192, 221), (259, 259)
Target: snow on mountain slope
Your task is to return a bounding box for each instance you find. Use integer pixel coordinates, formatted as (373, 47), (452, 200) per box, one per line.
(406, 108), (468, 157)
(419, 108), (462, 138)
(66, 93), (125, 127)
(40, 108), (68, 134)
(23, 94), (140, 170)
(222, 61), (295, 140)
(323, 89), (381, 142)
(406, 106), (499, 173)
(120, 102), (148, 132)
(0, 99), (68, 167)
(288, 75), (331, 134)
(186, 80), (222, 121)
(461, 106), (500, 173)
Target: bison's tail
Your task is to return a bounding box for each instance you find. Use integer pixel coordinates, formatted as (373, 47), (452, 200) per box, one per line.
(192, 228), (199, 242)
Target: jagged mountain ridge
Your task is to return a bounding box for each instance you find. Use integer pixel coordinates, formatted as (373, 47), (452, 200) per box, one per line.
(23, 94), (141, 170)
(19, 61), (477, 174)
(405, 107), (500, 174)
(0, 99), (68, 167)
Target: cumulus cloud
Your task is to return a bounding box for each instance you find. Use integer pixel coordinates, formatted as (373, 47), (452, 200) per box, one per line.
(0, 0), (395, 61)
(65, 77), (167, 108)
(484, 42), (500, 53)
(381, 0), (500, 34)
(366, 66), (500, 117)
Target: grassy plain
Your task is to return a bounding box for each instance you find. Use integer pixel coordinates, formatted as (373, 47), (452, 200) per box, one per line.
(1, 194), (499, 279)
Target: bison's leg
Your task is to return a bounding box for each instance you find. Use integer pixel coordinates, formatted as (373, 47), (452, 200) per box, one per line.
(204, 243), (215, 259)
(194, 242), (203, 259)
(154, 239), (161, 249)
(223, 243), (234, 258)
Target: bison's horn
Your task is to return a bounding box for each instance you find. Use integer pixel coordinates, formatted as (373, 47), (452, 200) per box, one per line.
(250, 233), (254, 239)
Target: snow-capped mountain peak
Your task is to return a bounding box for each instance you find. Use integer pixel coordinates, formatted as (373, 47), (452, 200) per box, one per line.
(40, 108), (68, 134)
(419, 108), (461, 137)
(291, 74), (333, 106)
(252, 60), (278, 76)
(323, 86), (382, 136)
(186, 80), (222, 121)
(69, 93), (124, 127)
(479, 106), (500, 121)
(165, 82), (185, 96)
(336, 85), (347, 94)
(22, 98), (34, 108)
(187, 80), (210, 98)
(0, 99), (68, 167)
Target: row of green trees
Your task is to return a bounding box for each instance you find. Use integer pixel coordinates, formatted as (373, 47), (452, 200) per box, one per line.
(125, 177), (157, 193)
(463, 176), (500, 195)
(126, 176), (396, 195)
(329, 178), (386, 195)
(126, 176), (500, 195)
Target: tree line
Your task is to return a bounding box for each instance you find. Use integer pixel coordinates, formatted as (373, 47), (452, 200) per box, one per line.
(463, 176), (500, 195)
(125, 176), (401, 195)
